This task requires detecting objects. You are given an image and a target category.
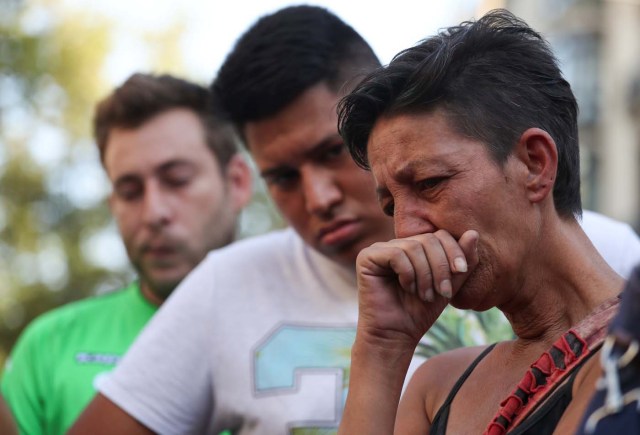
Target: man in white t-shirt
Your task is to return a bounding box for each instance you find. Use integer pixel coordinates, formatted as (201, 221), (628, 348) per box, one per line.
(71, 6), (640, 435)
(580, 210), (640, 278)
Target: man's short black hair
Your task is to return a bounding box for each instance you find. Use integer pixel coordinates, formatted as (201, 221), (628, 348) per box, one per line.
(212, 5), (380, 134)
(338, 9), (581, 218)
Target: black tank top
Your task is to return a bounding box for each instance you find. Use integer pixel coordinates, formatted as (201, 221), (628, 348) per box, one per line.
(430, 344), (496, 435)
(429, 343), (594, 435)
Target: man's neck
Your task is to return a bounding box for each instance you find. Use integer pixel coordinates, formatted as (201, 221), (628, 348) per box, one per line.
(139, 281), (166, 307)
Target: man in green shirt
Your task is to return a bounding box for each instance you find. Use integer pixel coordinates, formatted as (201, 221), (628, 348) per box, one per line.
(1, 73), (252, 434)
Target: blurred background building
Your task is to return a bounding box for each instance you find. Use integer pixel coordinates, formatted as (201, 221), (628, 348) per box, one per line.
(478, 0), (640, 225)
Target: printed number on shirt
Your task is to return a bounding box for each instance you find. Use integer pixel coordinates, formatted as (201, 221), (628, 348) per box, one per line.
(254, 325), (356, 434)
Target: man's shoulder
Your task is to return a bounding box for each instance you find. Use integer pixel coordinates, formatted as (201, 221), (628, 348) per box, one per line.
(581, 210), (640, 278)
(220, 227), (297, 251)
(581, 210), (640, 247)
(21, 286), (135, 337)
(203, 227), (301, 265)
(581, 210), (637, 235)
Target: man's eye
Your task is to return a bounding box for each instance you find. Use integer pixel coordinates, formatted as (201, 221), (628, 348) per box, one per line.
(162, 167), (194, 187)
(115, 183), (143, 201)
(265, 171), (299, 190)
(320, 144), (345, 161)
(382, 201), (394, 217)
(164, 175), (191, 187)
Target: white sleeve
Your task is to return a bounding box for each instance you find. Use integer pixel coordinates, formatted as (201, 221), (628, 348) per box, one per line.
(98, 259), (216, 434)
(581, 210), (640, 279)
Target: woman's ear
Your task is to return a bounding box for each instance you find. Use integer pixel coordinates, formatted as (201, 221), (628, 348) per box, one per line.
(224, 153), (253, 212)
(514, 127), (558, 204)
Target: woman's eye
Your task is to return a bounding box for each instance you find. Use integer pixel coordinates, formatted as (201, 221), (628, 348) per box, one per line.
(417, 177), (447, 191)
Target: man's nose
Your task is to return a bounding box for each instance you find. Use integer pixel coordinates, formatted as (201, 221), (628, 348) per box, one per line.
(302, 168), (342, 217)
(141, 184), (171, 230)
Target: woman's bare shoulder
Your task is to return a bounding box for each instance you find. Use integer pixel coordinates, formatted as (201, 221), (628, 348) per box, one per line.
(403, 345), (495, 424)
(417, 344), (493, 382)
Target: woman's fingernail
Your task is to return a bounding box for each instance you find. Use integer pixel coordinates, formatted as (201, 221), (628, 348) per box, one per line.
(454, 257), (467, 273)
(440, 279), (452, 299)
(424, 288), (434, 302)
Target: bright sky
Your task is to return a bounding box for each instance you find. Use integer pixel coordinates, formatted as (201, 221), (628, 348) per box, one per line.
(61, 0), (481, 85)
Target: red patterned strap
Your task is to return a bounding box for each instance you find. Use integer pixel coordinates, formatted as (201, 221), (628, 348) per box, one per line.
(483, 296), (621, 435)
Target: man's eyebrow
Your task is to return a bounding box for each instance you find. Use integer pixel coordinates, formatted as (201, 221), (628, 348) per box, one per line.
(303, 134), (343, 159)
(156, 159), (194, 173)
(113, 159), (197, 185)
(260, 166), (294, 179)
(113, 173), (141, 190)
(260, 134), (343, 179)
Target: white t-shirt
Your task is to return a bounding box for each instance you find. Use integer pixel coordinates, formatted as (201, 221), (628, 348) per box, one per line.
(100, 228), (424, 434)
(580, 210), (640, 278)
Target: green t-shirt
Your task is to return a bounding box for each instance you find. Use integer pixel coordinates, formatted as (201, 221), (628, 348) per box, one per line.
(1, 282), (157, 435)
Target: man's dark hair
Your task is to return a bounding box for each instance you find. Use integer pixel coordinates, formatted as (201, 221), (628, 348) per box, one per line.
(94, 73), (238, 169)
(212, 5), (380, 134)
(338, 9), (581, 218)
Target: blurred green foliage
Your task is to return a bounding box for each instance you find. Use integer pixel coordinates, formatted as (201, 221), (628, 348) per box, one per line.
(419, 307), (514, 358)
(0, 0), (124, 366)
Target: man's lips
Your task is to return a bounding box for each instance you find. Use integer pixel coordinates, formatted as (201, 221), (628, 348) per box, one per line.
(317, 220), (360, 246)
(142, 245), (177, 258)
